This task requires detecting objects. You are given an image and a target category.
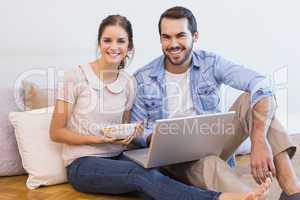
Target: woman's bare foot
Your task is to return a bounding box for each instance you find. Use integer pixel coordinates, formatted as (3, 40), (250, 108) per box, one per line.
(219, 177), (272, 200)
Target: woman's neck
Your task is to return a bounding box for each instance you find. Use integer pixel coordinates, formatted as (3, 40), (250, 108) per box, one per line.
(91, 58), (120, 84)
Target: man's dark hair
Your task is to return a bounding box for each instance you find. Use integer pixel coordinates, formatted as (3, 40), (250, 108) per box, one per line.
(158, 6), (197, 35)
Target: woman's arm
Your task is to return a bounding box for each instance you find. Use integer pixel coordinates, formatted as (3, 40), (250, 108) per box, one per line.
(49, 100), (106, 145)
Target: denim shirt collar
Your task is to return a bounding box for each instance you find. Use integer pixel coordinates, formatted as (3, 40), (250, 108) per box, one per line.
(149, 55), (165, 82)
(191, 51), (203, 68)
(148, 51), (203, 117)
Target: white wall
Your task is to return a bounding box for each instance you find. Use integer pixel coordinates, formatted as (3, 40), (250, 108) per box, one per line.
(0, 0), (299, 132)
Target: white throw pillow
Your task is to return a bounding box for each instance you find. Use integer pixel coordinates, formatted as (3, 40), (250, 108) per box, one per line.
(235, 138), (251, 155)
(9, 107), (67, 189)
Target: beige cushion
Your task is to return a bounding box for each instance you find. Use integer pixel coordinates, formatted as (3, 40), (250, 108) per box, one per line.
(9, 107), (67, 189)
(22, 80), (55, 110)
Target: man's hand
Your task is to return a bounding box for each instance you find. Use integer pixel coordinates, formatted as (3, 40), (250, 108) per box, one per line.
(250, 139), (276, 184)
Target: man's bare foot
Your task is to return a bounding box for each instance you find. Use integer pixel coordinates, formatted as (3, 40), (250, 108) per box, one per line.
(219, 177), (272, 200)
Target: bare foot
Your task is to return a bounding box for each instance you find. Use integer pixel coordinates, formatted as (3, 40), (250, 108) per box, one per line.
(219, 177), (272, 200)
(250, 177), (272, 200)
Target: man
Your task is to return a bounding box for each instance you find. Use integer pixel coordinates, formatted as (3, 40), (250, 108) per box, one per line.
(131, 6), (300, 200)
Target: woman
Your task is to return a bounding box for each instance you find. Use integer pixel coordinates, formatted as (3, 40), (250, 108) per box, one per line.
(50, 14), (271, 200)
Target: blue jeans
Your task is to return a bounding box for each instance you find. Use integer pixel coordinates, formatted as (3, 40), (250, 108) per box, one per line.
(66, 154), (221, 200)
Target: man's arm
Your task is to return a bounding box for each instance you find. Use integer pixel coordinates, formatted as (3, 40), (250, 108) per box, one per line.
(213, 55), (275, 108)
(213, 54), (277, 183)
(250, 95), (277, 183)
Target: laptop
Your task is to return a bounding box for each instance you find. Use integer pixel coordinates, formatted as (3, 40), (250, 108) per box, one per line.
(123, 111), (236, 168)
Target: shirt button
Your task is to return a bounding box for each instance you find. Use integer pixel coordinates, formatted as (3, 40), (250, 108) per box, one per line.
(257, 89), (264, 95)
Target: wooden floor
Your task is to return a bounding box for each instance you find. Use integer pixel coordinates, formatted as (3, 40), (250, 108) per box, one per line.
(236, 134), (300, 200)
(0, 175), (140, 200)
(1, 135), (299, 200)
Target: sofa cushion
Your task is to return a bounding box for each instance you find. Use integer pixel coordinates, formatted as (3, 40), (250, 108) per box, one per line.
(0, 87), (26, 176)
(22, 80), (56, 110)
(9, 107), (67, 189)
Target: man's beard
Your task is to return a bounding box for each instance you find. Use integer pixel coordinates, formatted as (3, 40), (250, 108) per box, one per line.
(164, 44), (193, 66)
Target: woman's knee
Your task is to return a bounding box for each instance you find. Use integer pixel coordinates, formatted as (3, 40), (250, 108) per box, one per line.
(129, 166), (161, 183)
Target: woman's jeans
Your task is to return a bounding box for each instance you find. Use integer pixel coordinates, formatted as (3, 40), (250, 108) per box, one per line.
(66, 154), (221, 200)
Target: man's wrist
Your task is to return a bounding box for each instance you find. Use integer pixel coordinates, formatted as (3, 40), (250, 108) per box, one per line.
(251, 135), (267, 146)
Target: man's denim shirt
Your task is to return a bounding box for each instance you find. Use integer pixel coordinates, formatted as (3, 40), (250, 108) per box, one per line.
(131, 50), (274, 147)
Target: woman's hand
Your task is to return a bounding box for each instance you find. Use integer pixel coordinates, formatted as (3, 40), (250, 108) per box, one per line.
(102, 122), (144, 145)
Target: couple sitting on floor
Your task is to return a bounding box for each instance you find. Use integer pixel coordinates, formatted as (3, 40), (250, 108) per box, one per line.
(49, 6), (300, 200)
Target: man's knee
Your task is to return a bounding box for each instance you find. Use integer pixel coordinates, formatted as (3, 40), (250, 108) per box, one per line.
(240, 92), (250, 98)
(230, 92), (251, 122)
(236, 92), (251, 106)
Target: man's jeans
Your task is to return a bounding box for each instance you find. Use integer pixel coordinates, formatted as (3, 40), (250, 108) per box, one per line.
(66, 155), (221, 200)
